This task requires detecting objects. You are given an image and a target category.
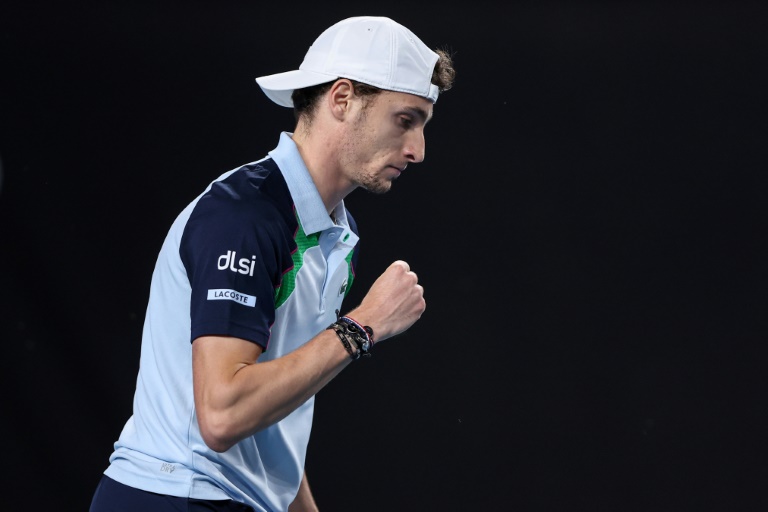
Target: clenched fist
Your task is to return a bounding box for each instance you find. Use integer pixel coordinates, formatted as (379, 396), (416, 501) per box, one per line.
(345, 260), (426, 343)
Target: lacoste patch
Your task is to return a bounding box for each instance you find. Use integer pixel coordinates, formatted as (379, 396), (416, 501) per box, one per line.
(207, 289), (256, 307)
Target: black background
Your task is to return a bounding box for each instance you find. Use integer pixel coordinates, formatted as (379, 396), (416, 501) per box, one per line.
(2, 2), (767, 511)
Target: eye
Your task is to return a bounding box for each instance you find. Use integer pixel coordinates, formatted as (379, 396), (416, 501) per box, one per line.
(399, 116), (414, 129)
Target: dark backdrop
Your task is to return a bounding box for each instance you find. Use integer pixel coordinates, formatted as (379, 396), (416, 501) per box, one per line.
(2, 2), (767, 511)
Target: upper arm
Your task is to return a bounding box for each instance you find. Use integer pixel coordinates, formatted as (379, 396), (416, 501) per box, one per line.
(180, 167), (297, 350)
(193, 335), (264, 385)
(192, 335), (264, 450)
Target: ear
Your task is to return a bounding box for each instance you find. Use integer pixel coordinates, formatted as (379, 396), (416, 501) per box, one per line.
(327, 79), (355, 121)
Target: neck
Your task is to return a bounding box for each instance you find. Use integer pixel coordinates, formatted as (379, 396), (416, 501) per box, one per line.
(291, 123), (354, 215)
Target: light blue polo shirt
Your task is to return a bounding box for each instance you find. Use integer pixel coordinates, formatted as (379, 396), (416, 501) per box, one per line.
(104, 132), (360, 512)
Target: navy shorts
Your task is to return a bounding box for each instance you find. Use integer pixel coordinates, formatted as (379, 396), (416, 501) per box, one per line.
(90, 474), (254, 512)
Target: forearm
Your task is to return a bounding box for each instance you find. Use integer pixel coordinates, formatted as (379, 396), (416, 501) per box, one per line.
(194, 329), (351, 451)
(231, 330), (349, 427)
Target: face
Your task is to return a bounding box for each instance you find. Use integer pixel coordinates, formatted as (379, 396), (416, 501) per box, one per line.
(339, 90), (433, 194)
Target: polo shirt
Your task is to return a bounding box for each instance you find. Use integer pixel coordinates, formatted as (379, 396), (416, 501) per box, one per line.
(104, 132), (360, 512)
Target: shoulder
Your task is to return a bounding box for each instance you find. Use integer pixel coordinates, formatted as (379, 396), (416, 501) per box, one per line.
(179, 159), (299, 257)
(192, 159), (295, 227)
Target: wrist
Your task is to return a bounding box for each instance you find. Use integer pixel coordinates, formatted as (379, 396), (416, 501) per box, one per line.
(339, 316), (374, 350)
(326, 315), (375, 360)
(343, 309), (383, 341)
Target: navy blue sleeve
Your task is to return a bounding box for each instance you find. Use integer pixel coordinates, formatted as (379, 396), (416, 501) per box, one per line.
(179, 164), (296, 349)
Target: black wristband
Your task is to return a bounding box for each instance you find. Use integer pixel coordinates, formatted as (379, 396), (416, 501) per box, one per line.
(327, 319), (373, 360)
(339, 316), (374, 349)
(328, 323), (357, 359)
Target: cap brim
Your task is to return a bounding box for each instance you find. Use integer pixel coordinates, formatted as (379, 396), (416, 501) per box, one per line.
(255, 69), (339, 107)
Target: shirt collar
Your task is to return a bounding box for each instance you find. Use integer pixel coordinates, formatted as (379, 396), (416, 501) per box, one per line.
(268, 131), (344, 235)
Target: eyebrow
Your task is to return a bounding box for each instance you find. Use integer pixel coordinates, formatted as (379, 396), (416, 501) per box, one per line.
(399, 106), (432, 124)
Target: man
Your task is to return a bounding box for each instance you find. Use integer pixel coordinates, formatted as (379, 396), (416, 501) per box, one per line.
(90, 15), (455, 512)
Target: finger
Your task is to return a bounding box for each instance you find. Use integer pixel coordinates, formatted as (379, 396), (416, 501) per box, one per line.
(392, 260), (410, 272)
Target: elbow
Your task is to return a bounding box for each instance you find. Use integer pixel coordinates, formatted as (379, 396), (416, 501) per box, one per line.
(197, 408), (272, 453)
(197, 411), (240, 453)
(202, 435), (234, 454)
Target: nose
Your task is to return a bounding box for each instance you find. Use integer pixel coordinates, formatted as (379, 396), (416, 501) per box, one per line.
(404, 129), (426, 164)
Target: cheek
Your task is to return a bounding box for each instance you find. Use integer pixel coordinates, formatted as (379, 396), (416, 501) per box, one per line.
(349, 128), (382, 161)
(365, 127), (402, 155)
(347, 116), (401, 164)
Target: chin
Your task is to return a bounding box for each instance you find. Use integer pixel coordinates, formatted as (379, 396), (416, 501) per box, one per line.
(364, 182), (391, 195)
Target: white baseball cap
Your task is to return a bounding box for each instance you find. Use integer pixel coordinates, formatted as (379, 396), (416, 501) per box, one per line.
(255, 16), (440, 108)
